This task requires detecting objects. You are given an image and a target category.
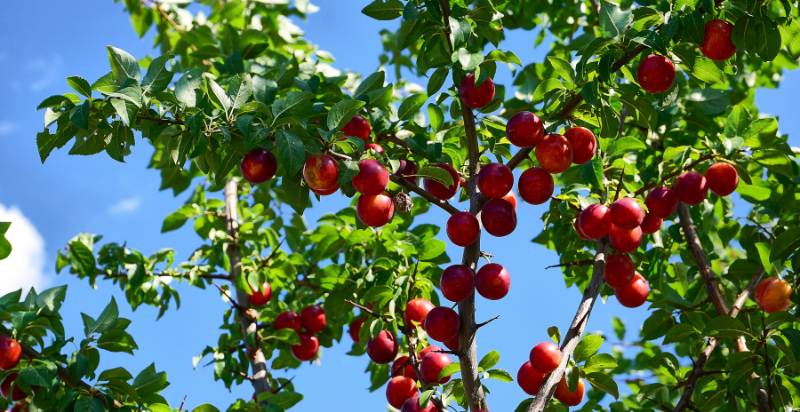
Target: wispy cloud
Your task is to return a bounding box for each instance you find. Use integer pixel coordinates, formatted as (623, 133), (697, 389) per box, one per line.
(0, 204), (49, 295)
(0, 121), (17, 137)
(26, 54), (63, 92)
(108, 196), (141, 215)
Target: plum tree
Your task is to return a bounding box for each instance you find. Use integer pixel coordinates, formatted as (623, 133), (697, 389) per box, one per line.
(2, 0), (797, 411)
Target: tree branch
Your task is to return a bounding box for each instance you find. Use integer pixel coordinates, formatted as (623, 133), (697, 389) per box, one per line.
(224, 179), (272, 396)
(390, 175), (459, 215)
(672, 270), (765, 412)
(677, 204), (730, 315)
(527, 241), (608, 412)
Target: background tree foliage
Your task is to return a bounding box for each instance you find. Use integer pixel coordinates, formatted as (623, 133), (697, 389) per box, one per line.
(0, 0), (798, 411)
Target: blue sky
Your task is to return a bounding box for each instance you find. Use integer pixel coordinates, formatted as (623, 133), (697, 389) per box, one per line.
(0, 1), (798, 411)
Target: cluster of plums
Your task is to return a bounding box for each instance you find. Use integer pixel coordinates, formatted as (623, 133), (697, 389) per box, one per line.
(0, 334), (24, 402)
(636, 19), (737, 94)
(347, 297), (455, 411)
(575, 161), (740, 307)
(517, 341), (584, 406)
(247, 282), (329, 362)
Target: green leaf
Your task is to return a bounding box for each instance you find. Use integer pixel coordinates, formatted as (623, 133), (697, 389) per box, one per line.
(36, 285), (68, 312)
(428, 104), (444, 131)
(207, 78), (232, 112)
(175, 70), (202, 107)
(69, 100), (91, 130)
(106, 46), (140, 82)
(583, 353), (617, 373)
(599, 1), (633, 38)
(439, 361), (461, 380)
(68, 240), (96, 276)
(573, 333), (603, 362)
(361, 0), (403, 20)
(581, 158), (603, 191)
(611, 317), (625, 340)
(91, 297), (120, 335)
(133, 363), (169, 396)
(398, 93), (427, 121)
(327, 99), (365, 131)
(586, 372), (619, 398)
(692, 57), (723, 84)
(75, 396), (105, 412)
(547, 326), (561, 344)
(771, 228), (800, 262)
(754, 242), (773, 275)
(276, 129), (306, 175)
(703, 316), (751, 339)
(478, 350), (500, 370)
(192, 404), (221, 412)
(427, 67), (449, 96)
(418, 238), (446, 261)
(142, 54), (173, 94)
(417, 165), (453, 187)
(148, 404), (172, 412)
(354, 71), (385, 98)
(0, 222), (11, 260)
(738, 182), (771, 202)
(486, 368), (513, 382)
(271, 91), (311, 125)
(67, 76), (93, 97)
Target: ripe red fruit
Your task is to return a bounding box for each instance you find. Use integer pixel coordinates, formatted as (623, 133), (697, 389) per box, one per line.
(459, 73), (495, 109)
(640, 213), (663, 234)
(386, 376), (418, 408)
(477, 163), (513, 199)
(555, 377), (585, 406)
(0, 336), (21, 370)
(274, 311), (302, 332)
(401, 396), (441, 412)
(352, 159), (389, 195)
(240, 148), (277, 184)
(615, 273), (650, 308)
(701, 19), (736, 61)
(502, 191), (517, 209)
(303, 154), (339, 194)
(348, 317), (364, 343)
(574, 220), (591, 240)
(755, 277), (793, 313)
(398, 160), (419, 179)
(446, 212), (480, 247)
(357, 194), (395, 227)
(564, 127), (597, 164)
(535, 134), (573, 174)
(420, 351), (452, 384)
(517, 361), (546, 395)
(300, 305), (327, 333)
(367, 330), (399, 364)
(366, 143), (384, 154)
(291, 333), (320, 361)
(391, 355), (417, 379)
(418, 345), (441, 359)
(247, 282), (272, 307)
(342, 115), (372, 142)
(424, 307), (460, 342)
(674, 171), (709, 205)
(518, 167), (554, 205)
(609, 224), (643, 253)
(0, 373), (24, 401)
(312, 185), (338, 196)
(443, 336), (460, 352)
(645, 186), (678, 218)
(577, 204), (611, 240)
(404, 298), (434, 326)
(506, 111), (545, 148)
(609, 197), (645, 230)
(604, 254), (634, 288)
(475, 263), (511, 300)
(423, 163), (460, 200)
(480, 198), (517, 237)
(530, 342), (562, 374)
(637, 54), (676, 94)
(440, 265), (475, 302)
(705, 162), (739, 196)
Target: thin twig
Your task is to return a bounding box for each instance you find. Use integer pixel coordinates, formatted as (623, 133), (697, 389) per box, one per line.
(390, 175), (459, 215)
(544, 259), (593, 270)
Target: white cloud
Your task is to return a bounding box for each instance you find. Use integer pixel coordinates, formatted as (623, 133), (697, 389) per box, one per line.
(26, 54), (63, 92)
(0, 204), (48, 295)
(108, 196), (141, 215)
(0, 121), (16, 137)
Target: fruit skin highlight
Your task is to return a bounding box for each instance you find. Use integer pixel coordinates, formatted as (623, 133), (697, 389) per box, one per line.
(535, 134), (573, 174)
(701, 19), (736, 61)
(506, 111), (545, 148)
(637, 54), (676, 93)
(446, 212), (480, 247)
